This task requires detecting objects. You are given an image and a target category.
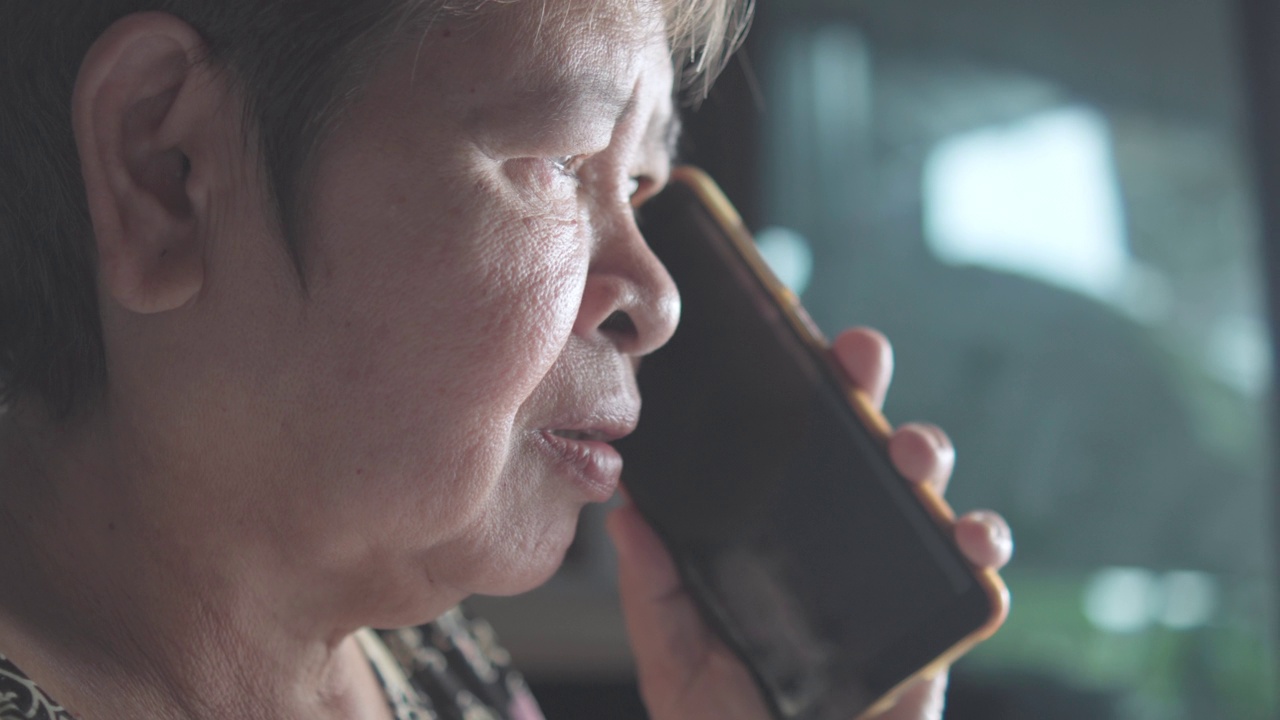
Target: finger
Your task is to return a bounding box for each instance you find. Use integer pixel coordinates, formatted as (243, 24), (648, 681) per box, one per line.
(887, 423), (955, 494)
(830, 327), (893, 410)
(866, 672), (948, 720)
(955, 510), (1014, 570)
(606, 502), (713, 689)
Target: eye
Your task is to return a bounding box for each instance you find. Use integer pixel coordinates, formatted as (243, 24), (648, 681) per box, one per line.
(551, 155), (587, 182)
(502, 156), (587, 202)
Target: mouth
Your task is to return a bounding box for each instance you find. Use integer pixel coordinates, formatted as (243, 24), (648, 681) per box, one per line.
(548, 428), (620, 442)
(538, 420), (633, 501)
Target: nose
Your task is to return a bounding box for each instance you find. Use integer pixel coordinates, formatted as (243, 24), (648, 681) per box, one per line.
(574, 199), (680, 357)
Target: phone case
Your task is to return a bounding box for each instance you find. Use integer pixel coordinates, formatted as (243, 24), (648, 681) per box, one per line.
(640, 166), (1010, 719)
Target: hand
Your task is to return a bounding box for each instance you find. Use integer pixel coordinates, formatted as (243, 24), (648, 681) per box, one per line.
(607, 327), (1014, 720)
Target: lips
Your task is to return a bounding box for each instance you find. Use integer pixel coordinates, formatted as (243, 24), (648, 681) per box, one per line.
(548, 427), (624, 443)
(538, 413), (636, 501)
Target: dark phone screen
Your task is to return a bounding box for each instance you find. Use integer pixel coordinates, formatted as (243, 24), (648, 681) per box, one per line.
(619, 180), (993, 720)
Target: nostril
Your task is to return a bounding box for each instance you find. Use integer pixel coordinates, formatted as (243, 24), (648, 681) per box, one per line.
(599, 310), (637, 340)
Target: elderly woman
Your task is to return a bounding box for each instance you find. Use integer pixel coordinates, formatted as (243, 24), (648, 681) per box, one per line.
(0, 1), (1011, 719)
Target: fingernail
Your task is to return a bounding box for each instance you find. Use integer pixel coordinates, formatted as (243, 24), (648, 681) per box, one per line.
(972, 510), (1013, 556)
(923, 424), (952, 454)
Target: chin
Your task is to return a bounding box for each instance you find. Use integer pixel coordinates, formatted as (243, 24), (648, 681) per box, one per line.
(473, 521), (581, 597)
(367, 540), (573, 629)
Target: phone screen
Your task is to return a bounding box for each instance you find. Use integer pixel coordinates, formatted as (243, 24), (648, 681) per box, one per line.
(618, 169), (1001, 720)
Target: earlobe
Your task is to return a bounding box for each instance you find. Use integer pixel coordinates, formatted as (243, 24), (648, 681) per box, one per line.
(73, 12), (216, 314)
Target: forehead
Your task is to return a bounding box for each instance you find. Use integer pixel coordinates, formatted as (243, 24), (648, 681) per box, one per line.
(432, 0), (667, 87)
(395, 0), (674, 142)
(483, 0), (666, 61)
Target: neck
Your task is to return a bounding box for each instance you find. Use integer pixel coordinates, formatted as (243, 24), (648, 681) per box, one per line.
(0, 409), (393, 720)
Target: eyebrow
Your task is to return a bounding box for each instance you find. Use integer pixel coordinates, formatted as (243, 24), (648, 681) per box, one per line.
(523, 71), (634, 126)
(471, 66), (681, 167)
(467, 73), (634, 152)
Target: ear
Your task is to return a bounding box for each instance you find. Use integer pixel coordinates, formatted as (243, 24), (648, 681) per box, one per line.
(73, 12), (221, 314)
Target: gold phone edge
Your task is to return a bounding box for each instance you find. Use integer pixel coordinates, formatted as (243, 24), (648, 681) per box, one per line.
(666, 165), (1012, 719)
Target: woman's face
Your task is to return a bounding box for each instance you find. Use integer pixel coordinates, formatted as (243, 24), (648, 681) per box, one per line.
(151, 0), (681, 618)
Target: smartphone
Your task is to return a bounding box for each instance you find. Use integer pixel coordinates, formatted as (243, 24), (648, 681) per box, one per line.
(617, 167), (1009, 720)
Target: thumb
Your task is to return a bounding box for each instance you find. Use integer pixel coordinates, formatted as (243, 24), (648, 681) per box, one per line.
(607, 501), (713, 691)
(866, 672), (948, 720)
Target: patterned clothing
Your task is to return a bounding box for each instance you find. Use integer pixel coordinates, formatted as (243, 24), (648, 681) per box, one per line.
(0, 606), (544, 720)
(0, 655), (71, 720)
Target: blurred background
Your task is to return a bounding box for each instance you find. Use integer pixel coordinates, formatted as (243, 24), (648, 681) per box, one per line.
(470, 0), (1280, 717)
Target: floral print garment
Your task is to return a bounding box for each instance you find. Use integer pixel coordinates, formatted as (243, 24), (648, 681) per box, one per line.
(0, 605), (544, 720)
(0, 654), (73, 720)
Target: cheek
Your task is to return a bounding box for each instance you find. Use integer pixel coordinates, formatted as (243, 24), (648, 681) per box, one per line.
(295, 149), (592, 519)
(490, 214), (590, 384)
(313, 164), (588, 408)
(427, 169), (590, 394)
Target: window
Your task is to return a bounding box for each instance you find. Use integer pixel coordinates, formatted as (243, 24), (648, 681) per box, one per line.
(754, 4), (1275, 717)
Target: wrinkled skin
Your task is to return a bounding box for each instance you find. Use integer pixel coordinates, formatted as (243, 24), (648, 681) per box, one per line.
(0, 1), (1010, 719)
